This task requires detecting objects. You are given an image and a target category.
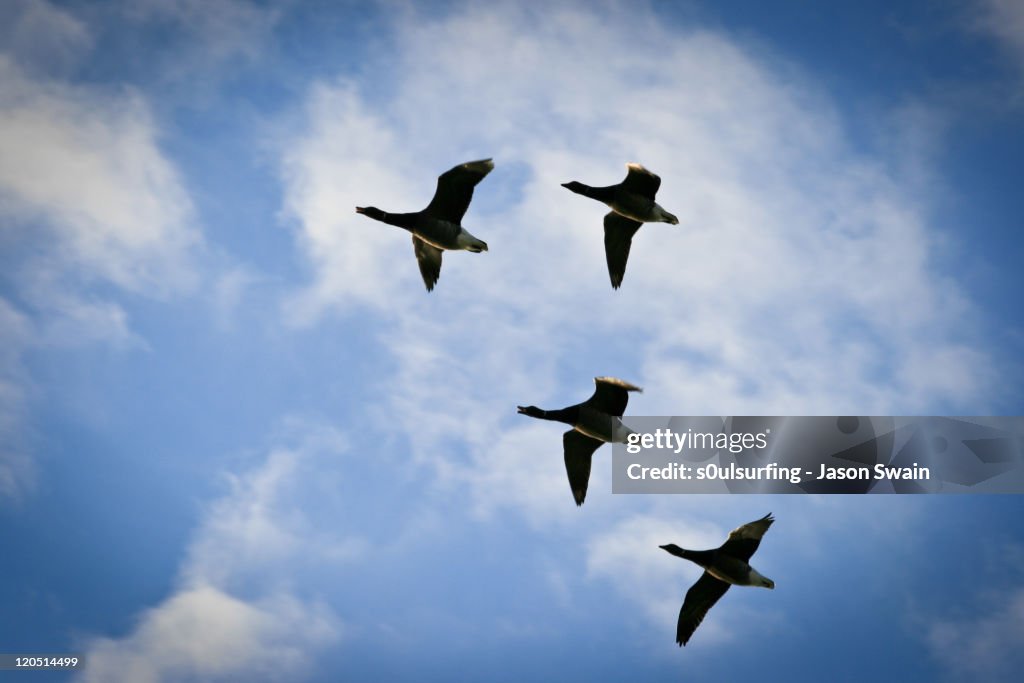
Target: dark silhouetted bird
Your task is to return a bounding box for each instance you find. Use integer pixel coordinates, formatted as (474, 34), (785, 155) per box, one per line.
(661, 513), (776, 646)
(562, 163), (679, 289)
(517, 376), (641, 506)
(356, 158), (493, 291)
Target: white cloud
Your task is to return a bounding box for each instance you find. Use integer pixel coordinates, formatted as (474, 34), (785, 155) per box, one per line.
(76, 422), (357, 683)
(280, 1), (1000, 526)
(0, 57), (200, 296)
(182, 428), (366, 587)
(280, 81), (422, 320)
(82, 586), (338, 683)
(0, 52), (204, 499)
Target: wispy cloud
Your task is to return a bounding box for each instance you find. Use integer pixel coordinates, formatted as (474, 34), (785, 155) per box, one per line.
(122, 0), (280, 83)
(77, 421), (357, 682)
(0, 297), (35, 502)
(926, 587), (1024, 680)
(210, 264), (264, 331)
(586, 513), (728, 641)
(281, 81), (418, 320)
(0, 0), (92, 75)
(0, 42), (204, 497)
(0, 57), (201, 296)
(974, 0), (1024, 73)
(280, 1), (1002, 527)
(82, 586), (337, 683)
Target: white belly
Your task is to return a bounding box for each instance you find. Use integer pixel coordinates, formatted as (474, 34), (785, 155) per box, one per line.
(575, 416), (634, 443)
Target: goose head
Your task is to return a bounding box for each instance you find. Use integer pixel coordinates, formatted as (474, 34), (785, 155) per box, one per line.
(355, 206), (386, 221)
(517, 405), (545, 418)
(659, 544), (687, 558)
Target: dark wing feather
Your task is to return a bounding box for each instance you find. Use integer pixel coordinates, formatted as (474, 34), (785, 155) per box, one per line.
(563, 430), (603, 506)
(603, 212), (643, 289)
(412, 236), (443, 292)
(677, 572), (731, 646)
(585, 376), (642, 417)
(620, 163), (661, 199)
(423, 158), (494, 224)
(719, 513), (775, 562)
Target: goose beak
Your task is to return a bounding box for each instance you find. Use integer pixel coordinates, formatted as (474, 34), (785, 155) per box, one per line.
(355, 207), (366, 214)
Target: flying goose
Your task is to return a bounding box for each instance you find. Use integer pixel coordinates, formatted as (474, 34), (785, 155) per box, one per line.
(661, 513), (776, 646)
(517, 376), (641, 506)
(356, 158), (493, 291)
(562, 163), (679, 289)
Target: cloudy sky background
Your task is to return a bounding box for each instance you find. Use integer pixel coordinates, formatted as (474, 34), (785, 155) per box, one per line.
(2, 0), (1023, 680)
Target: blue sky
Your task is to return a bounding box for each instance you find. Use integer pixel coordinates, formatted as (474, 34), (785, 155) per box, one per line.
(2, 0), (1024, 681)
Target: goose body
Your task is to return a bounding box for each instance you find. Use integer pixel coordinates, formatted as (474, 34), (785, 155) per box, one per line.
(517, 376), (641, 506)
(660, 513), (776, 646)
(562, 163), (679, 289)
(356, 158), (493, 291)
